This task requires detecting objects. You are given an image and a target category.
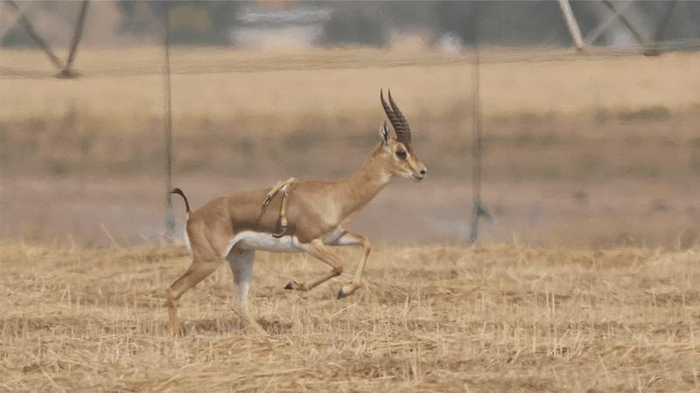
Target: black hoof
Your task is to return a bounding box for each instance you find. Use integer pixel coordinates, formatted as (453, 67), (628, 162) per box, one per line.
(284, 281), (294, 290)
(337, 288), (347, 299)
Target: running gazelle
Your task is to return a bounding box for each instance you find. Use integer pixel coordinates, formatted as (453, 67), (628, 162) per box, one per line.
(168, 90), (427, 334)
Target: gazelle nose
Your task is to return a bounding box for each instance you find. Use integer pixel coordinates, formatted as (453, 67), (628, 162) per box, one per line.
(420, 168), (427, 176)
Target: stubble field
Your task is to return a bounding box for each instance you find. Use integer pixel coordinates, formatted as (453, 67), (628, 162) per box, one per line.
(1, 242), (699, 392)
(1, 46), (699, 391)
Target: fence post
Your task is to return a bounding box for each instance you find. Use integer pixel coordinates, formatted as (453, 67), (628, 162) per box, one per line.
(163, 8), (175, 241)
(469, 3), (484, 245)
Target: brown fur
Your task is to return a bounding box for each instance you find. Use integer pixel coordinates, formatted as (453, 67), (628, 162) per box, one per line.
(166, 101), (427, 335)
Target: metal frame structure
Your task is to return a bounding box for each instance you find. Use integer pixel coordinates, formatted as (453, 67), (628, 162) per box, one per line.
(558, 0), (684, 55)
(3, 1), (696, 244)
(2, 0), (90, 78)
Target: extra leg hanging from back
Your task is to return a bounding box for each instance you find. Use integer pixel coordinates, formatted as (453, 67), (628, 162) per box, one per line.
(262, 177), (296, 238)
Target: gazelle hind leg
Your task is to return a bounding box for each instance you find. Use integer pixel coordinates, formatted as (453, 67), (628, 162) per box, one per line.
(284, 238), (344, 292)
(330, 232), (371, 299)
(166, 257), (222, 335)
(226, 248), (266, 335)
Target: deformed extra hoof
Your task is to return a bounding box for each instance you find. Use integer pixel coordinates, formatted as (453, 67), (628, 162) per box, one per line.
(272, 225), (288, 238)
(337, 288), (347, 299)
(285, 280), (307, 291)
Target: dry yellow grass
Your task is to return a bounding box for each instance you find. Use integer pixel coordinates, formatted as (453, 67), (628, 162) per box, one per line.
(2, 47), (699, 126)
(1, 242), (698, 392)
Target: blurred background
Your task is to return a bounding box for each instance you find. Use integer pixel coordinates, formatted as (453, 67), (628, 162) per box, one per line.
(1, 0), (699, 248)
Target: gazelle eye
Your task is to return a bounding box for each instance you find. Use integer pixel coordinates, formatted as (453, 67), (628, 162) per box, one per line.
(396, 150), (407, 159)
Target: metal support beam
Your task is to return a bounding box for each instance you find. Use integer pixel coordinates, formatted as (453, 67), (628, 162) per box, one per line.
(4, 0), (64, 70)
(558, 0), (585, 51)
(59, 0), (90, 78)
(0, 0), (31, 39)
(4, 0), (90, 78)
(601, 0), (651, 53)
(584, 0), (634, 45)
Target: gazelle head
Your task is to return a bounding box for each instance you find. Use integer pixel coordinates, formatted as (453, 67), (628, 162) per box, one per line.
(377, 89), (427, 182)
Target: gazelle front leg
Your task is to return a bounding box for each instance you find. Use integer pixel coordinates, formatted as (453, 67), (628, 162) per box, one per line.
(330, 232), (371, 299)
(284, 238), (344, 292)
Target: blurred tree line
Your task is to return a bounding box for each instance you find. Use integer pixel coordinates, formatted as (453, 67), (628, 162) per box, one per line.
(320, 1), (700, 47)
(2, 0), (699, 48)
(116, 1), (240, 44)
(115, 0), (700, 47)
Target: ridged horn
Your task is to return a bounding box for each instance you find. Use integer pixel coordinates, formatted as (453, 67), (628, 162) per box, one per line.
(380, 89), (411, 143)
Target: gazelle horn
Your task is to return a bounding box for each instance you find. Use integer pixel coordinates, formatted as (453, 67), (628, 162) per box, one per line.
(380, 89), (411, 143)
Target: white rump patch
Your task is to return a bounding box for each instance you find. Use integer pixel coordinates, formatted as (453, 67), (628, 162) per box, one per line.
(183, 225), (192, 254)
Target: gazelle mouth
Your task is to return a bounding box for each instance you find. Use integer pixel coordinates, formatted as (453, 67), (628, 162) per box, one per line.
(411, 174), (425, 182)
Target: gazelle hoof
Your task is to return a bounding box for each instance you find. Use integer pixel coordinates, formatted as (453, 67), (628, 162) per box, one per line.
(284, 280), (305, 291)
(337, 288), (347, 299)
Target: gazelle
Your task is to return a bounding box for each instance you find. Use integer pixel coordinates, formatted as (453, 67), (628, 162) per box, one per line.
(167, 90), (427, 334)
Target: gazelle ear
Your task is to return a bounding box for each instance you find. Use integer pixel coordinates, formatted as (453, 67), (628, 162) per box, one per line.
(379, 121), (390, 146)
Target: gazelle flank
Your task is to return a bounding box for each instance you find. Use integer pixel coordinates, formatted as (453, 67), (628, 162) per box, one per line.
(167, 90), (427, 335)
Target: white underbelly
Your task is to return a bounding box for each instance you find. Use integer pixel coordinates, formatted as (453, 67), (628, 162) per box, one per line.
(233, 231), (302, 253)
(228, 227), (346, 254)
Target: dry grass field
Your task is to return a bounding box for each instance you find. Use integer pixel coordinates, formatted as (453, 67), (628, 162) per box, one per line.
(2, 43), (700, 393)
(1, 242), (699, 392)
(2, 47), (700, 121)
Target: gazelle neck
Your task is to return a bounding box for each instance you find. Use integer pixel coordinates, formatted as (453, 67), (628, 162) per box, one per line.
(331, 145), (393, 220)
